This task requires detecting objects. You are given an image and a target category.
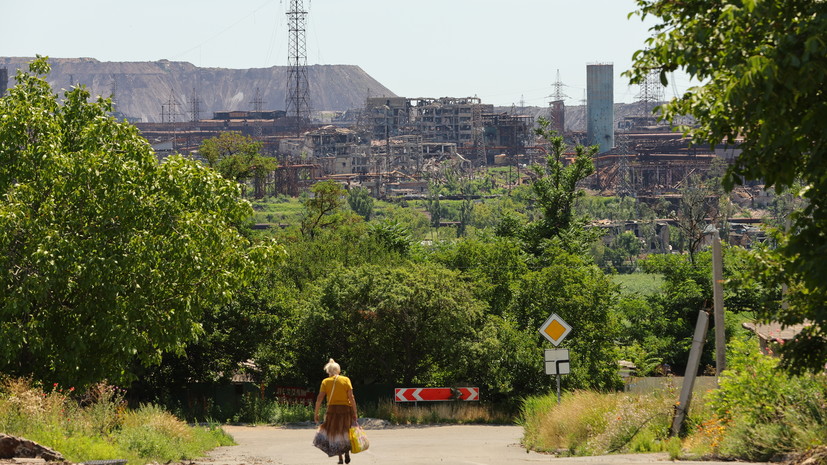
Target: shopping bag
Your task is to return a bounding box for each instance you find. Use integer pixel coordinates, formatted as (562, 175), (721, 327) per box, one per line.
(348, 424), (369, 453)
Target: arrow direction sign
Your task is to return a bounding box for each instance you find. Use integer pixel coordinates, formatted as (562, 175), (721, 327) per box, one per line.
(394, 387), (479, 402)
(538, 313), (572, 346)
(544, 349), (570, 375)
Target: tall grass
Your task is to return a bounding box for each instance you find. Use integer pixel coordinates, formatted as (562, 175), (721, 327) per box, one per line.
(0, 378), (234, 464)
(233, 393), (315, 424)
(368, 399), (513, 425)
(521, 340), (827, 460)
(232, 393), (513, 425)
(520, 389), (681, 455)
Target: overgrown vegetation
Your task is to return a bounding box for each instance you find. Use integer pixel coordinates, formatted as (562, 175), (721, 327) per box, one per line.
(521, 336), (827, 459)
(0, 379), (234, 464)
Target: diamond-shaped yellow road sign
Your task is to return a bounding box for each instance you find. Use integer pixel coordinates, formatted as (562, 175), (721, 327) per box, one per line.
(539, 313), (572, 346)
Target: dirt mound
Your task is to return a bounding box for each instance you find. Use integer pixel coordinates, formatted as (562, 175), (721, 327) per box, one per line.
(0, 57), (397, 122)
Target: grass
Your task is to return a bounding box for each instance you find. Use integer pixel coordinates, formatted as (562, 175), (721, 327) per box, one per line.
(368, 399), (513, 425)
(0, 378), (234, 464)
(250, 195), (304, 225)
(611, 272), (664, 296)
(233, 393), (514, 426)
(520, 341), (827, 460)
(520, 388), (697, 456)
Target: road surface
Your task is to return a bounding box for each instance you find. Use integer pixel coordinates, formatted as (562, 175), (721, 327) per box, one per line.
(197, 424), (765, 465)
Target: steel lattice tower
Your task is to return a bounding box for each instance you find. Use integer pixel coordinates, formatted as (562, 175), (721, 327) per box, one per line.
(636, 70), (664, 117)
(286, 0), (310, 135)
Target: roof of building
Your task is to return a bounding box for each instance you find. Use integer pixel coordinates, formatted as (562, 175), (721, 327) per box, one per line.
(742, 321), (810, 341)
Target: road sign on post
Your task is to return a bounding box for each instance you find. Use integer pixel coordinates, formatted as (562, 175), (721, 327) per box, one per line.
(544, 349), (570, 375)
(538, 313), (571, 346)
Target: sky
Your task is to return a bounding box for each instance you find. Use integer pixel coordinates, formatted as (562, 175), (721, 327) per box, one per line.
(2, 0), (692, 107)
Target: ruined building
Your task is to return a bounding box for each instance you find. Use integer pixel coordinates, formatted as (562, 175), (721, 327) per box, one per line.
(363, 97), (532, 163)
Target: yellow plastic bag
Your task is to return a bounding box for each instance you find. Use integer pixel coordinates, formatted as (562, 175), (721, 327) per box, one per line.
(348, 425), (369, 453)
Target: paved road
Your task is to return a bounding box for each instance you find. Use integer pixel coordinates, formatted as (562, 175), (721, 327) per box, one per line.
(198, 424), (765, 465)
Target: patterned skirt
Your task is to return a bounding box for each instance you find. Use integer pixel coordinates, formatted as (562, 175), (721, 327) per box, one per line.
(313, 405), (352, 456)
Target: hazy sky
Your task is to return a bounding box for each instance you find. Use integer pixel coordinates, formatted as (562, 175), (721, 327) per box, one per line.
(2, 0), (690, 107)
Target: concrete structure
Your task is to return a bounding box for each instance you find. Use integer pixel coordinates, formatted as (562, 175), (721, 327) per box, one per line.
(549, 100), (565, 135)
(0, 68), (7, 96)
(586, 63), (614, 153)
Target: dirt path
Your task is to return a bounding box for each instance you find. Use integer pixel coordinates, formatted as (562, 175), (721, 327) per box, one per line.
(197, 424), (764, 465)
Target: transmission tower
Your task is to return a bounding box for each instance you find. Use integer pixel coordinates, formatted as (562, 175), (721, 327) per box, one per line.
(286, 0), (310, 136)
(550, 69), (569, 102)
(615, 131), (635, 198)
(160, 92), (181, 151)
(636, 70), (664, 117)
(250, 87), (266, 112)
(188, 87), (202, 123)
(547, 69), (569, 134)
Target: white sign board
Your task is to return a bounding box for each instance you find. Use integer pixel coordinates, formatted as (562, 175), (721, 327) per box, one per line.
(544, 349), (570, 375)
(538, 313), (572, 346)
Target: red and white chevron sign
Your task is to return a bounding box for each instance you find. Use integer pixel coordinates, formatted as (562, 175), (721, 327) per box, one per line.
(394, 387), (480, 402)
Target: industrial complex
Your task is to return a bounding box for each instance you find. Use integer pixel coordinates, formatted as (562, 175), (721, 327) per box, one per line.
(0, 0), (747, 212)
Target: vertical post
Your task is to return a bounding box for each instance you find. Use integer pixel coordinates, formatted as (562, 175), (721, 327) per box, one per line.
(556, 375), (561, 405)
(671, 310), (709, 437)
(711, 230), (726, 375)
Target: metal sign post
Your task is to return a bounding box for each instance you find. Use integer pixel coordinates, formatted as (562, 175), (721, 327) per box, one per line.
(540, 313), (572, 405)
(544, 348), (570, 404)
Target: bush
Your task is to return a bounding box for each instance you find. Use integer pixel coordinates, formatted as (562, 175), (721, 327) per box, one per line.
(701, 337), (827, 461)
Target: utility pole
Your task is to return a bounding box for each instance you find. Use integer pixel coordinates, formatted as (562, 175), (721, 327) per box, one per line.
(711, 229), (727, 375)
(671, 309), (709, 437)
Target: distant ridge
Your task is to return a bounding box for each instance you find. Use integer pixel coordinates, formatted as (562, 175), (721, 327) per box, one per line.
(0, 57), (397, 122)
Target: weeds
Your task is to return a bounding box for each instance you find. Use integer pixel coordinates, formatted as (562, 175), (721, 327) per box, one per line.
(0, 378), (234, 464)
(521, 337), (826, 460)
(372, 399), (512, 425)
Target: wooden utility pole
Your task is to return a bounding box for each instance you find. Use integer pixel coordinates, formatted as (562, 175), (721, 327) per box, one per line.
(711, 229), (726, 375)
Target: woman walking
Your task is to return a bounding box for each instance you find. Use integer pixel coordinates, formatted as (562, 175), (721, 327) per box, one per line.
(313, 359), (359, 464)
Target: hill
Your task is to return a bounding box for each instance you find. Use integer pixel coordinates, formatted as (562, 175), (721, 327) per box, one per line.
(0, 57), (397, 122)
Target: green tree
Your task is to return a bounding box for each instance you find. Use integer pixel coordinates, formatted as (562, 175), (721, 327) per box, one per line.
(524, 118), (599, 257)
(295, 263), (485, 386)
(0, 58), (273, 387)
(199, 131), (277, 198)
(300, 180), (348, 238)
(507, 253), (623, 390)
(426, 181), (442, 230)
(429, 234), (528, 317)
(608, 231), (643, 271)
(628, 0), (827, 372)
(347, 186), (374, 221)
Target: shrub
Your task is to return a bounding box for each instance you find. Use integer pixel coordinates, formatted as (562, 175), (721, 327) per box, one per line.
(703, 337), (827, 461)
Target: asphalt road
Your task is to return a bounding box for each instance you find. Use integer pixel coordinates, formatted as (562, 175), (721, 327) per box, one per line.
(197, 424), (766, 465)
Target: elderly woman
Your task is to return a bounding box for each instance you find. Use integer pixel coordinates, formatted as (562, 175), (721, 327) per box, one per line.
(313, 359), (359, 464)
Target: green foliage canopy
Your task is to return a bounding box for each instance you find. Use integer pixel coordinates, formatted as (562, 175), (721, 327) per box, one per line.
(628, 0), (827, 372)
(296, 263), (485, 386)
(0, 58), (271, 387)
